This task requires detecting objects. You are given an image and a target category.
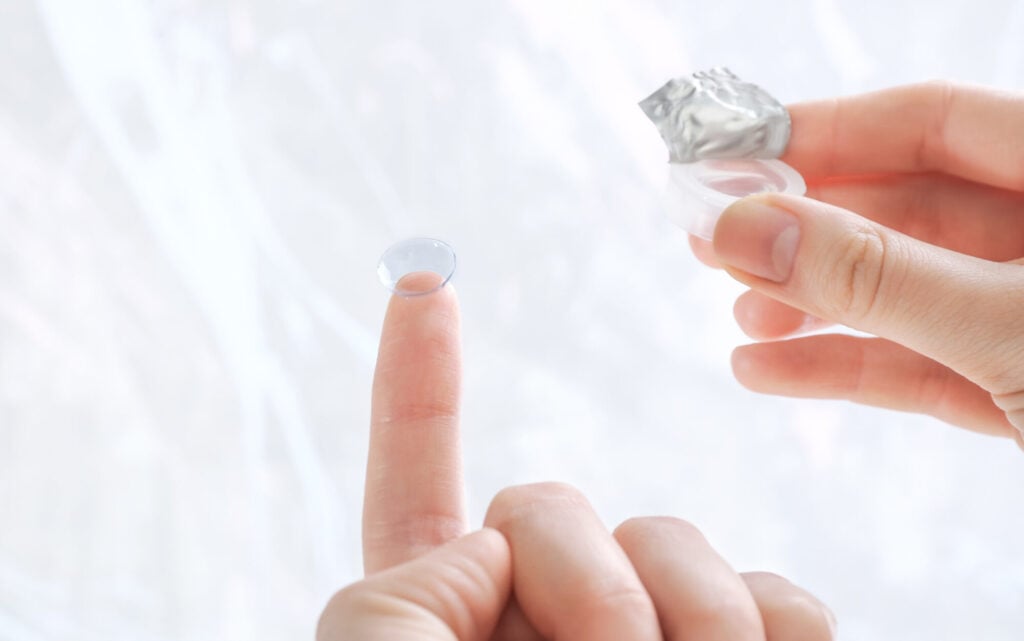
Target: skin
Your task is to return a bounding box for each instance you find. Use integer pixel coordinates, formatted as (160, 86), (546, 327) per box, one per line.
(689, 81), (1024, 449)
(318, 273), (836, 641)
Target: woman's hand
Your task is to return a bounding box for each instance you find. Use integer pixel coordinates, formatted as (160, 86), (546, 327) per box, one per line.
(691, 82), (1024, 447)
(317, 274), (835, 640)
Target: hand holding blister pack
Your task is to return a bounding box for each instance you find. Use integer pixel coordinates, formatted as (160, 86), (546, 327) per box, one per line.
(640, 68), (806, 239)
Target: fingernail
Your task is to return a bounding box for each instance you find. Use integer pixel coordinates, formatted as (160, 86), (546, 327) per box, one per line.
(713, 198), (800, 282)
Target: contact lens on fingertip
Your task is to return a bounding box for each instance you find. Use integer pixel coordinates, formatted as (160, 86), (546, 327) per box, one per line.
(377, 238), (456, 297)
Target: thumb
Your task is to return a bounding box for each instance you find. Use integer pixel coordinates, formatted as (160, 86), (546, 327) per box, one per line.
(318, 529), (512, 641)
(711, 193), (1024, 400)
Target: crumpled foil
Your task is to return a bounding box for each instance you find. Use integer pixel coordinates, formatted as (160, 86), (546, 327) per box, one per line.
(639, 67), (791, 163)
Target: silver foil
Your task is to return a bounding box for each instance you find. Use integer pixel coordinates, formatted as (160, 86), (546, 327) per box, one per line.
(639, 67), (791, 163)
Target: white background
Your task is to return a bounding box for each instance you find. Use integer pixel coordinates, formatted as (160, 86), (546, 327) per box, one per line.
(2, 1), (1023, 639)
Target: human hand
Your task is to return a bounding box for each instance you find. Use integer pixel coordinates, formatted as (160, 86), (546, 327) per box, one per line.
(690, 82), (1024, 448)
(317, 273), (836, 640)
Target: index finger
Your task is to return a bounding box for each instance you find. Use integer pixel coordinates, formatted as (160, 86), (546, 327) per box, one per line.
(783, 81), (1024, 191)
(363, 273), (467, 574)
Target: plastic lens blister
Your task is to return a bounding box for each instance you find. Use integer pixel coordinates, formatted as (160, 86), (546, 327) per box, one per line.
(663, 158), (806, 240)
(640, 69), (807, 239)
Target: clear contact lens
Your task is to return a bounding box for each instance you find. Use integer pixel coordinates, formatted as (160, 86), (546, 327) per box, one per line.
(377, 238), (457, 297)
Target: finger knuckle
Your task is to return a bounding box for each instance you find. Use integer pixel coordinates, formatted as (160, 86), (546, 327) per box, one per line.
(921, 78), (956, 92)
(763, 591), (837, 641)
(373, 399), (458, 429)
(494, 481), (585, 506)
(486, 482), (588, 525)
(824, 226), (891, 324)
(364, 510), (466, 561)
(742, 570), (791, 587)
(744, 572), (836, 641)
(613, 516), (703, 545)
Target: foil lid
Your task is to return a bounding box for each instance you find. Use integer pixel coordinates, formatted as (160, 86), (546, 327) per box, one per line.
(639, 67), (791, 163)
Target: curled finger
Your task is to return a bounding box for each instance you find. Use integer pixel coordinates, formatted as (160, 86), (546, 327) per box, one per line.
(741, 572), (836, 641)
(484, 482), (663, 641)
(613, 516), (764, 641)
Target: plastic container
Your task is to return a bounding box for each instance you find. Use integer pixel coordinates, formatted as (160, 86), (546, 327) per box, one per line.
(663, 158), (806, 239)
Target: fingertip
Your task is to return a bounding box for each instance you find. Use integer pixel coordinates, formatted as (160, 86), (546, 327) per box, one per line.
(393, 270), (447, 294)
(378, 273), (461, 360)
(689, 233), (722, 268)
(734, 290), (832, 341)
(730, 344), (765, 391)
(732, 292), (760, 338)
(732, 290), (792, 341)
(385, 272), (459, 317)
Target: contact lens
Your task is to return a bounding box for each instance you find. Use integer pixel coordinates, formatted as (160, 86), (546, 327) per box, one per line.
(376, 238), (457, 297)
